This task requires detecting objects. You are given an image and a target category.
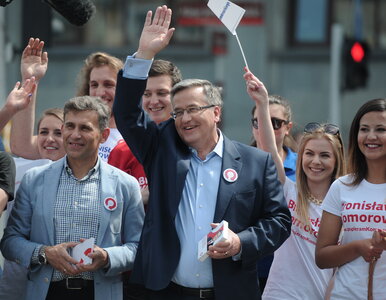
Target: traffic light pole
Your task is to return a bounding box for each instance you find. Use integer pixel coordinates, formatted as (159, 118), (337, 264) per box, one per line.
(0, 9), (6, 107)
(329, 24), (344, 127)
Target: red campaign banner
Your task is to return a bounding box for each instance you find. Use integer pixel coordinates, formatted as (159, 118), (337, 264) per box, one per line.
(177, 1), (264, 26)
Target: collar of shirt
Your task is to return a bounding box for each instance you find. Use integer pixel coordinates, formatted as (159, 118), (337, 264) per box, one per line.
(64, 156), (101, 181)
(173, 130), (223, 288)
(190, 129), (224, 161)
(283, 146), (297, 171)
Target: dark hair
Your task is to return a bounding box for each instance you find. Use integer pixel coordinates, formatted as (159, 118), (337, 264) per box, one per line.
(76, 52), (123, 96)
(64, 96), (110, 131)
(250, 95), (297, 151)
(347, 98), (386, 185)
(149, 59), (182, 87)
(269, 95), (293, 121)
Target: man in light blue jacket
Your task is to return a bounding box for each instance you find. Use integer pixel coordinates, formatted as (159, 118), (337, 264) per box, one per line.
(1, 96), (144, 300)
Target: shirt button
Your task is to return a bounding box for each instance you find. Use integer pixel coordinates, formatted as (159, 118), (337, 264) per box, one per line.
(200, 183), (204, 187)
(199, 204), (203, 208)
(196, 273), (200, 277)
(198, 226), (202, 230)
(44, 277), (49, 283)
(74, 201), (78, 205)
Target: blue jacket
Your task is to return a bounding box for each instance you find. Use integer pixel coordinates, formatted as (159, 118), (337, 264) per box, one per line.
(0, 157), (145, 300)
(113, 72), (291, 300)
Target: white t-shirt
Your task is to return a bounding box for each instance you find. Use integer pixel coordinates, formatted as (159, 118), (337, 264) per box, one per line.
(98, 128), (123, 161)
(322, 175), (386, 300)
(0, 157), (52, 300)
(263, 178), (333, 300)
(5, 157), (52, 217)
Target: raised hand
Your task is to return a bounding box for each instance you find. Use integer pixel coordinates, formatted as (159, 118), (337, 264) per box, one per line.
(136, 5), (175, 60)
(4, 78), (36, 114)
(21, 37), (48, 82)
(243, 67), (285, 182)
(243, 67), (268, 106)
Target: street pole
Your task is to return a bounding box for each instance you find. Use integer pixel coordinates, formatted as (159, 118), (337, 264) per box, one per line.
(0, 8), (6, 106)
(329, 24), (343, 126)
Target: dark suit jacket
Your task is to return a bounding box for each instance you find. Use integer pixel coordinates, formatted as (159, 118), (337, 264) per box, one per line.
(113, 71), (291, 300)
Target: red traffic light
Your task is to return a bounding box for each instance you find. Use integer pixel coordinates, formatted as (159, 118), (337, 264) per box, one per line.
(343, 38), (370, 90)
(351, 42), (365, 63)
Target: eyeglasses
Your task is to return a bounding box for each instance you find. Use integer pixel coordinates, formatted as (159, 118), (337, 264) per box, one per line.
(170, 105), (215, 119)
(303, 122), (340, 135)
(251, 117), (289, 130)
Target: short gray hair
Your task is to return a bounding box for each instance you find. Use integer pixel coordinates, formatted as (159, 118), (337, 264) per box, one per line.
(64, 96), (110, 131)
(171, 79), (223, 107)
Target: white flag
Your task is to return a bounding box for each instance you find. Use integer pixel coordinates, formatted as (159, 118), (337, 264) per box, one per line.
(207, 0), (245, 35)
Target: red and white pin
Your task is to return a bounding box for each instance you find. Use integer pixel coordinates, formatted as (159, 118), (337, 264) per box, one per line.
(104, 197), (117, 211)
(223, 168), (238, 183)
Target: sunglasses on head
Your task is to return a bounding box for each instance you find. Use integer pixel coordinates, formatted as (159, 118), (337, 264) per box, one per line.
(251, 117), (289, 130)
(303, 122), (340, 135)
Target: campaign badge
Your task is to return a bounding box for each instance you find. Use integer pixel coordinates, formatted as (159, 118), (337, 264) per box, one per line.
(223, 168), (238, 183)
(104, 197), (117, 211)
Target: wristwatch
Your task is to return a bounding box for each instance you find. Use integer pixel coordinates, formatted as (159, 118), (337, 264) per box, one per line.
(38, 246), (48, 265)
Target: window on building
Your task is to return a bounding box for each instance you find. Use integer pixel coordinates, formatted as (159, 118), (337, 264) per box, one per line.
(288, 0), (386, 50)
(48, 0), (206, 48)
(288, 0), (331, 46)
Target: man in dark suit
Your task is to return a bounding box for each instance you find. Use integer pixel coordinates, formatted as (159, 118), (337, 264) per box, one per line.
(113, 6), (291, 300)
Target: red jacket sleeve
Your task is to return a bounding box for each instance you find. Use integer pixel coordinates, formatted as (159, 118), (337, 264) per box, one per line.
(108, 141), (148, 188)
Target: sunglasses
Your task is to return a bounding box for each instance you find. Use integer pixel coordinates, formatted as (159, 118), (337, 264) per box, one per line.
(303, 122), (340, 135)
(251, 117), (289, 130)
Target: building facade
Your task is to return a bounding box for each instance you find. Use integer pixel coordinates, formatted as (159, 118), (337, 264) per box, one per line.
(1, 0), (386, 146)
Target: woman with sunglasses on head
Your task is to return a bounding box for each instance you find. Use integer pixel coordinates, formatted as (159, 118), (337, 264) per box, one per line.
(243, 68), (346, 299)
(316, 98), (386, 300)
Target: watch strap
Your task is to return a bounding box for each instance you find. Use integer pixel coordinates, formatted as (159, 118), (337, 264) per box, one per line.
(38, 245), (48, 265)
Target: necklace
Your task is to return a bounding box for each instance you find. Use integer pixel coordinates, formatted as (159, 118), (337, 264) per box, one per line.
(307, 193), (323, 206)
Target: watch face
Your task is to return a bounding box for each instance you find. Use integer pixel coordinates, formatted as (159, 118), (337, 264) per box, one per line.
(38, 254), (46, 264)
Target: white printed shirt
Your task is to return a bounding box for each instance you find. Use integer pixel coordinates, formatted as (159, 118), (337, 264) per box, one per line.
(98, 128), (123, 161)
(322, 175), (386, 300)
(263, 178), (333, 300)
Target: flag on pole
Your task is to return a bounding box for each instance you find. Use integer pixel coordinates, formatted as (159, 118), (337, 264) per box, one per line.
(207, 0), (249, 68)
(207, 0), (245, 35)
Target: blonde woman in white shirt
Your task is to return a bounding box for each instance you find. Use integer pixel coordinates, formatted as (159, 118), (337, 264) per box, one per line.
(243, 68), (346, 299)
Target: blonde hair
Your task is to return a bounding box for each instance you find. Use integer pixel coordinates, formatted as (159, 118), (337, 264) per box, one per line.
(295, 129), (346, 224)
(76, 52), (123, 96)
(37, 108), (64, 131)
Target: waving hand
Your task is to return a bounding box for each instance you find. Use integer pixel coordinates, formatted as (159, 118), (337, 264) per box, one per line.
(136, 5), (175, 60)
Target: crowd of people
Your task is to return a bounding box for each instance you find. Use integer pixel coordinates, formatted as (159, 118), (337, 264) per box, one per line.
(0, 4), (384, 300)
